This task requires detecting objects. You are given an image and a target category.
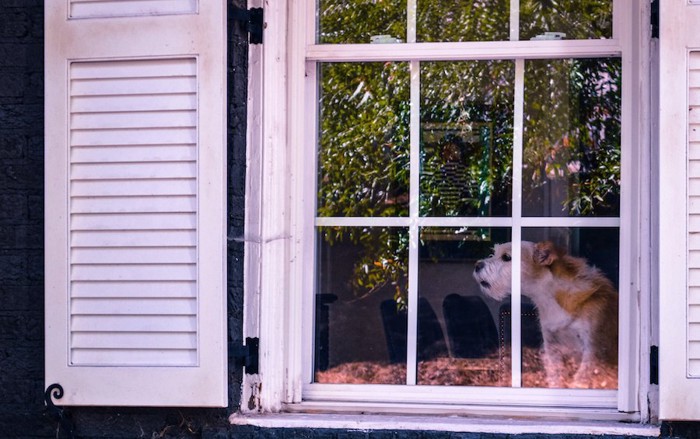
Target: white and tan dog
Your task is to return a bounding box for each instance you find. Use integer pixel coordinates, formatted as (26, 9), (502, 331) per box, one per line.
(472, 241), (618, 388)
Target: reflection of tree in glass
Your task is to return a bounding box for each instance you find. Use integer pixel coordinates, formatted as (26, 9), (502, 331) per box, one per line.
(523, 58), (621, 217)
(417, 0), (509, 42)
(316, 3), (619, 303)
(319, 0), (612, 44)
(420, 61), (514, 217)
(318, 62), (410, 218)
(319, 227), (409, 309)
(317, 62), (410, 306)
(318, 0), (407, 44)
(520, 0), (612, 41)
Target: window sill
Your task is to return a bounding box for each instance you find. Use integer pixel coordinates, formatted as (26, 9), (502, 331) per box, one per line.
(230, 409), (659, 437)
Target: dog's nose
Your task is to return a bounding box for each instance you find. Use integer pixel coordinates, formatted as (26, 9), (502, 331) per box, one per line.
(475, 260), (484, 273)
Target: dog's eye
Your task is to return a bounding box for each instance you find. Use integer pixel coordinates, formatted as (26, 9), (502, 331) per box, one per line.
(501, 253), (511, 262)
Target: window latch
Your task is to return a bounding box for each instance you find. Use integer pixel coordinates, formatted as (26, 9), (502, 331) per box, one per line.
(230, 337), (259, 375)
(233, 7), (263, 45)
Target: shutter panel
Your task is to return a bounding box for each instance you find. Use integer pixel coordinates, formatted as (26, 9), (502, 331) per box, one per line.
(70, 58), (198, 368)
(659, 0), (700, 420)
(45, 2), (227, 406)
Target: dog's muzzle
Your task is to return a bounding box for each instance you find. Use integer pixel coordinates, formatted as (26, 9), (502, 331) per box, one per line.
(473, 260), (491, 289)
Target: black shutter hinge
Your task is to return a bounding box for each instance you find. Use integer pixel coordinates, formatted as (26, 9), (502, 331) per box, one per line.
(230, 337), (259, 374)
(233, 7), (263, 44)
(651, 0), (659, 39)
(44, 384), (75, 439)
(650, 345), (659, 385)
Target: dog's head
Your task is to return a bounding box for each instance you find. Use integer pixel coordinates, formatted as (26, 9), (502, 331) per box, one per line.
(472, 241), (561, 301)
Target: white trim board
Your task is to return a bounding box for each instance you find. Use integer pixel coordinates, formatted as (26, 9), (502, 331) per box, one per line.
(230, 413), (658, 436)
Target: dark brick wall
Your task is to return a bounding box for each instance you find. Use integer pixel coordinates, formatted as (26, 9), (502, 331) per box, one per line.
(0, 0), (52, 437)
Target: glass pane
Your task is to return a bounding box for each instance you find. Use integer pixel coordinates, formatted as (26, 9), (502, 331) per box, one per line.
(520, 228), (619, 389)
(318, 62), (410, 218)
(522, 58), (621, 217)
(417, 0), (509, 43)
(314, 227), (409, 384)
(318, 0), (406, 44)
(472, 229), (619, 389)
(520, 0), (613, 41)
(318, 1), (612, 44)
(420, 61), (514, 217)
(417, 227), (511, 386)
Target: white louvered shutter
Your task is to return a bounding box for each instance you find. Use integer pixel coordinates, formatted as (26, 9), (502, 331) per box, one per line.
(659, 0), (700, 421)
(45, 2), (227, 406)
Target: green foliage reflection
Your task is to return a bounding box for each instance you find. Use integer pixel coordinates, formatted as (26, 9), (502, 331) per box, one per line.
(420, 61), (514, 217)
(315, 2), (619, 304)
(318, 62), (410, 218)
(523, 58), (621, 217)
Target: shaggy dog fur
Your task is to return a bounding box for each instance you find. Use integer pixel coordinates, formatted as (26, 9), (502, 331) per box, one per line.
(472, 241), (618, 388)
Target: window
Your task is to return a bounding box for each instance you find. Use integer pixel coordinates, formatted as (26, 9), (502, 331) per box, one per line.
(248, 0), (648, 418)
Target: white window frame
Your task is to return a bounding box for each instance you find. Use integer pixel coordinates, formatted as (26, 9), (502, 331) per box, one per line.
(243, 0), (655, 423)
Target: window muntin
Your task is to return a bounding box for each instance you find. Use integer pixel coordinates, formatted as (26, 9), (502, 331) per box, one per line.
(306, 0), (627, 408)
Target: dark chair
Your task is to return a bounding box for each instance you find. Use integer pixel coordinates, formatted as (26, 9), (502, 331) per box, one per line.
(442, 294), (499, 358)
(498, 299), (544, 349)
(314, 294), (337, 371)
(380, 298), (448, 363)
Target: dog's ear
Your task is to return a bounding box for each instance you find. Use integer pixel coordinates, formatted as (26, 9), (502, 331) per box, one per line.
(555, 289), (596, 315)
(533, 241), (558, 266)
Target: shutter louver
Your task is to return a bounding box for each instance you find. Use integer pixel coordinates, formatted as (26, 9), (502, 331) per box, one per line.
(69, 58), (198, 367)
(45, 3), (226, 407)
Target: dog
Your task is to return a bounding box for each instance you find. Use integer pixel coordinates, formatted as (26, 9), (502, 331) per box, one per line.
(472, 241), (618, 388)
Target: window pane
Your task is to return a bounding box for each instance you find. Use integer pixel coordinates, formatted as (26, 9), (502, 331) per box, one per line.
(522, 228), (619, 389)
(417, 227), (511, 386)
(472, 228), (619, 389)
(520, 0), (613, 41)
(318, 0), (406, 44)
(318, 1), (613, 44)
(417, 0), (509, 43)
(318, 62), (410, 218)
(522, 58), (621, 217)
(420, 61), (514, 217)
(314, 227), (409, 384)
